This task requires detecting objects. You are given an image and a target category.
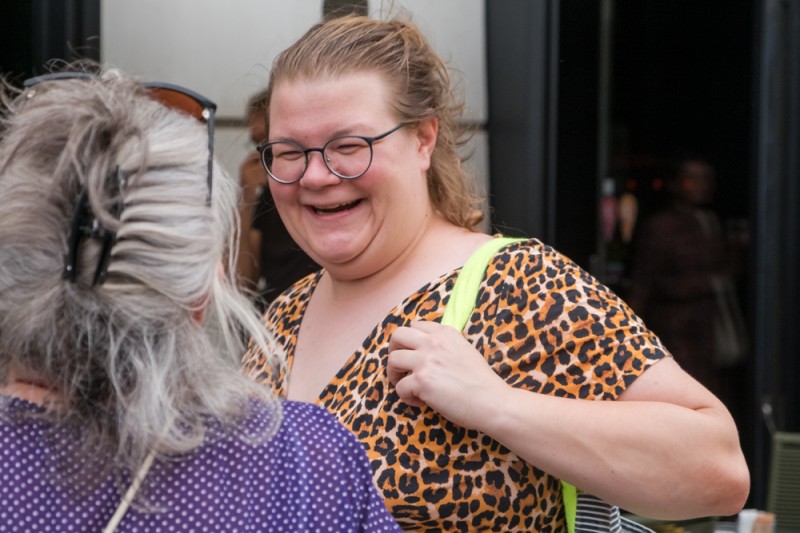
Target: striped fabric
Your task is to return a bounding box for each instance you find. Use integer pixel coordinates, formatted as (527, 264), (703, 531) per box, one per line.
(576, 494), (655, 533)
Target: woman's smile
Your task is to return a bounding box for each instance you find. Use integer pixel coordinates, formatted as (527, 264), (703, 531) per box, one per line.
(309, 198), (363, 215)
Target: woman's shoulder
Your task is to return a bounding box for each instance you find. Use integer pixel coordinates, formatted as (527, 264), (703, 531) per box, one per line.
(237, 401), (399, 531)
(190, 399), (371, 486)
(278, 399), (344, 428)
(486, 236), (635, 310)
(487, 237), (584, 278)
(263, 271), (321, 328)
(243, 399), (366, 457)
(275, 400), (364, 447)
(270, 271), (321, 306)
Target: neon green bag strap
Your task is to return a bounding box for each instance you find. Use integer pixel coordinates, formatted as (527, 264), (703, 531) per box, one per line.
(441, 237), (520, 329)
(440, 236), (578, 533)
(562, 481), (578, 533)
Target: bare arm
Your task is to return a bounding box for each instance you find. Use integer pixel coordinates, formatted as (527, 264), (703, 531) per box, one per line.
(388, 322), (749, 519)
(481, 357), (748, 518)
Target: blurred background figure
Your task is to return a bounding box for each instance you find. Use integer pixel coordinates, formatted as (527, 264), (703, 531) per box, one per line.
(237, 89), (319, 310)
(627, 153), (748, 398)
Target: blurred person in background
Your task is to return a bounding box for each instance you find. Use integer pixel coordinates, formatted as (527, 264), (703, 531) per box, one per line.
(628, 154), (748, 399)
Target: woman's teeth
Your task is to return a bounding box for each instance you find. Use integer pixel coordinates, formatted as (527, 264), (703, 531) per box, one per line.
(313, 199), (360, 214)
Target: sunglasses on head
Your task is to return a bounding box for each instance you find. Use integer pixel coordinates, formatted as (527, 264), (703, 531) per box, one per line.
(23, 72), (217, 204)
(23, 72), (217, 286)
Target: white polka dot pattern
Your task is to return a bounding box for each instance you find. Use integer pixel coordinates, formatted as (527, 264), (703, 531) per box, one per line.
(0, 397), (400, 532)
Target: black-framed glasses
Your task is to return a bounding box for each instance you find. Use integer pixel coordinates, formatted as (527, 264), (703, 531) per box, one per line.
(257, 122), (408, 184)
(23, 72), (217, 285)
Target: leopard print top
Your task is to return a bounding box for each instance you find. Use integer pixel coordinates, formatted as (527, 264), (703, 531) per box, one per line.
(243, 239), (669, 531)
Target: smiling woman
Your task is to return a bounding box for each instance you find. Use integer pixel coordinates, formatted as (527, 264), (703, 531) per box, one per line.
(264, 71), (443, 279)
(242, 14), (749, 531)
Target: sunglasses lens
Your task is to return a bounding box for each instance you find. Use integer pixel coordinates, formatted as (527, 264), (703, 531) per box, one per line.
(147, 88), (207, 121)
(142, 83), (214, 206)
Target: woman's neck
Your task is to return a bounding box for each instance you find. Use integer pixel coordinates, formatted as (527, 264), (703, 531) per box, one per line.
(323, 218), (491, 303)
(1, 368), (58, 406)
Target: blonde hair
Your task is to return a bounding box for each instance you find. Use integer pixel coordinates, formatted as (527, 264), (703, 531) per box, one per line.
(265, 14), (484, 229)
(0, 68), (281, 478)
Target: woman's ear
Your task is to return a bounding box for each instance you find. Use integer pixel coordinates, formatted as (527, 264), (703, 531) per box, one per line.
(415, 116), (438, 171)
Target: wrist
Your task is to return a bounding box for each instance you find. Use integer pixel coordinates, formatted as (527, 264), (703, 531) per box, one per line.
(472, 378), (516, 435)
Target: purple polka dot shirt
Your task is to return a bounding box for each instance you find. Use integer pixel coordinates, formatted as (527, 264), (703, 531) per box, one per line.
(0, 397), (401, 532)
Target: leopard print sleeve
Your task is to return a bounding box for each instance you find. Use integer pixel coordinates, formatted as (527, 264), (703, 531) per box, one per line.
(470, 239), (670, 400)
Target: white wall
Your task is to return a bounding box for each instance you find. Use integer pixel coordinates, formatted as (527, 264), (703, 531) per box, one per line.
(101, 0), (488, 222)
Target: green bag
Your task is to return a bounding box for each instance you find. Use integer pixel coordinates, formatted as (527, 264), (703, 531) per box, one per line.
(440, 237), (579, 533)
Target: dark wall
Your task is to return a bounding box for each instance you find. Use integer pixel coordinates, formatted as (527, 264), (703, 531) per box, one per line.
(554, 1), (601, 269)
(487, 0), (756, 271)
(608, 2), (761, 504)
(486, 0), (602, 272)
(751, 0), (800, 508)
(0, 0), (100, 81)
(0, 1), (35, 81)
(486, 0), (558, 244)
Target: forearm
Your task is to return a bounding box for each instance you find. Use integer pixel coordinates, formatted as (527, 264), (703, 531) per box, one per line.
(476, 374), (749, 519)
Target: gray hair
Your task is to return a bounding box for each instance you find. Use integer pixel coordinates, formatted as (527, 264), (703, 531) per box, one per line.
(0, 69), (281, 476)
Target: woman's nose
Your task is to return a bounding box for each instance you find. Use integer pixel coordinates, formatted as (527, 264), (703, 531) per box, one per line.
(300, 150), (339, 188)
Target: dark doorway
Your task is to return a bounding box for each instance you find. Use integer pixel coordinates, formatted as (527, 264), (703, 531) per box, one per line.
(595, 0), (757, 509)
(488, 0), (760, 509)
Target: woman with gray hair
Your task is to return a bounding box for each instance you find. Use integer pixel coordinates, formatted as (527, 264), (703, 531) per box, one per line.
(0, 68), (400, 532)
